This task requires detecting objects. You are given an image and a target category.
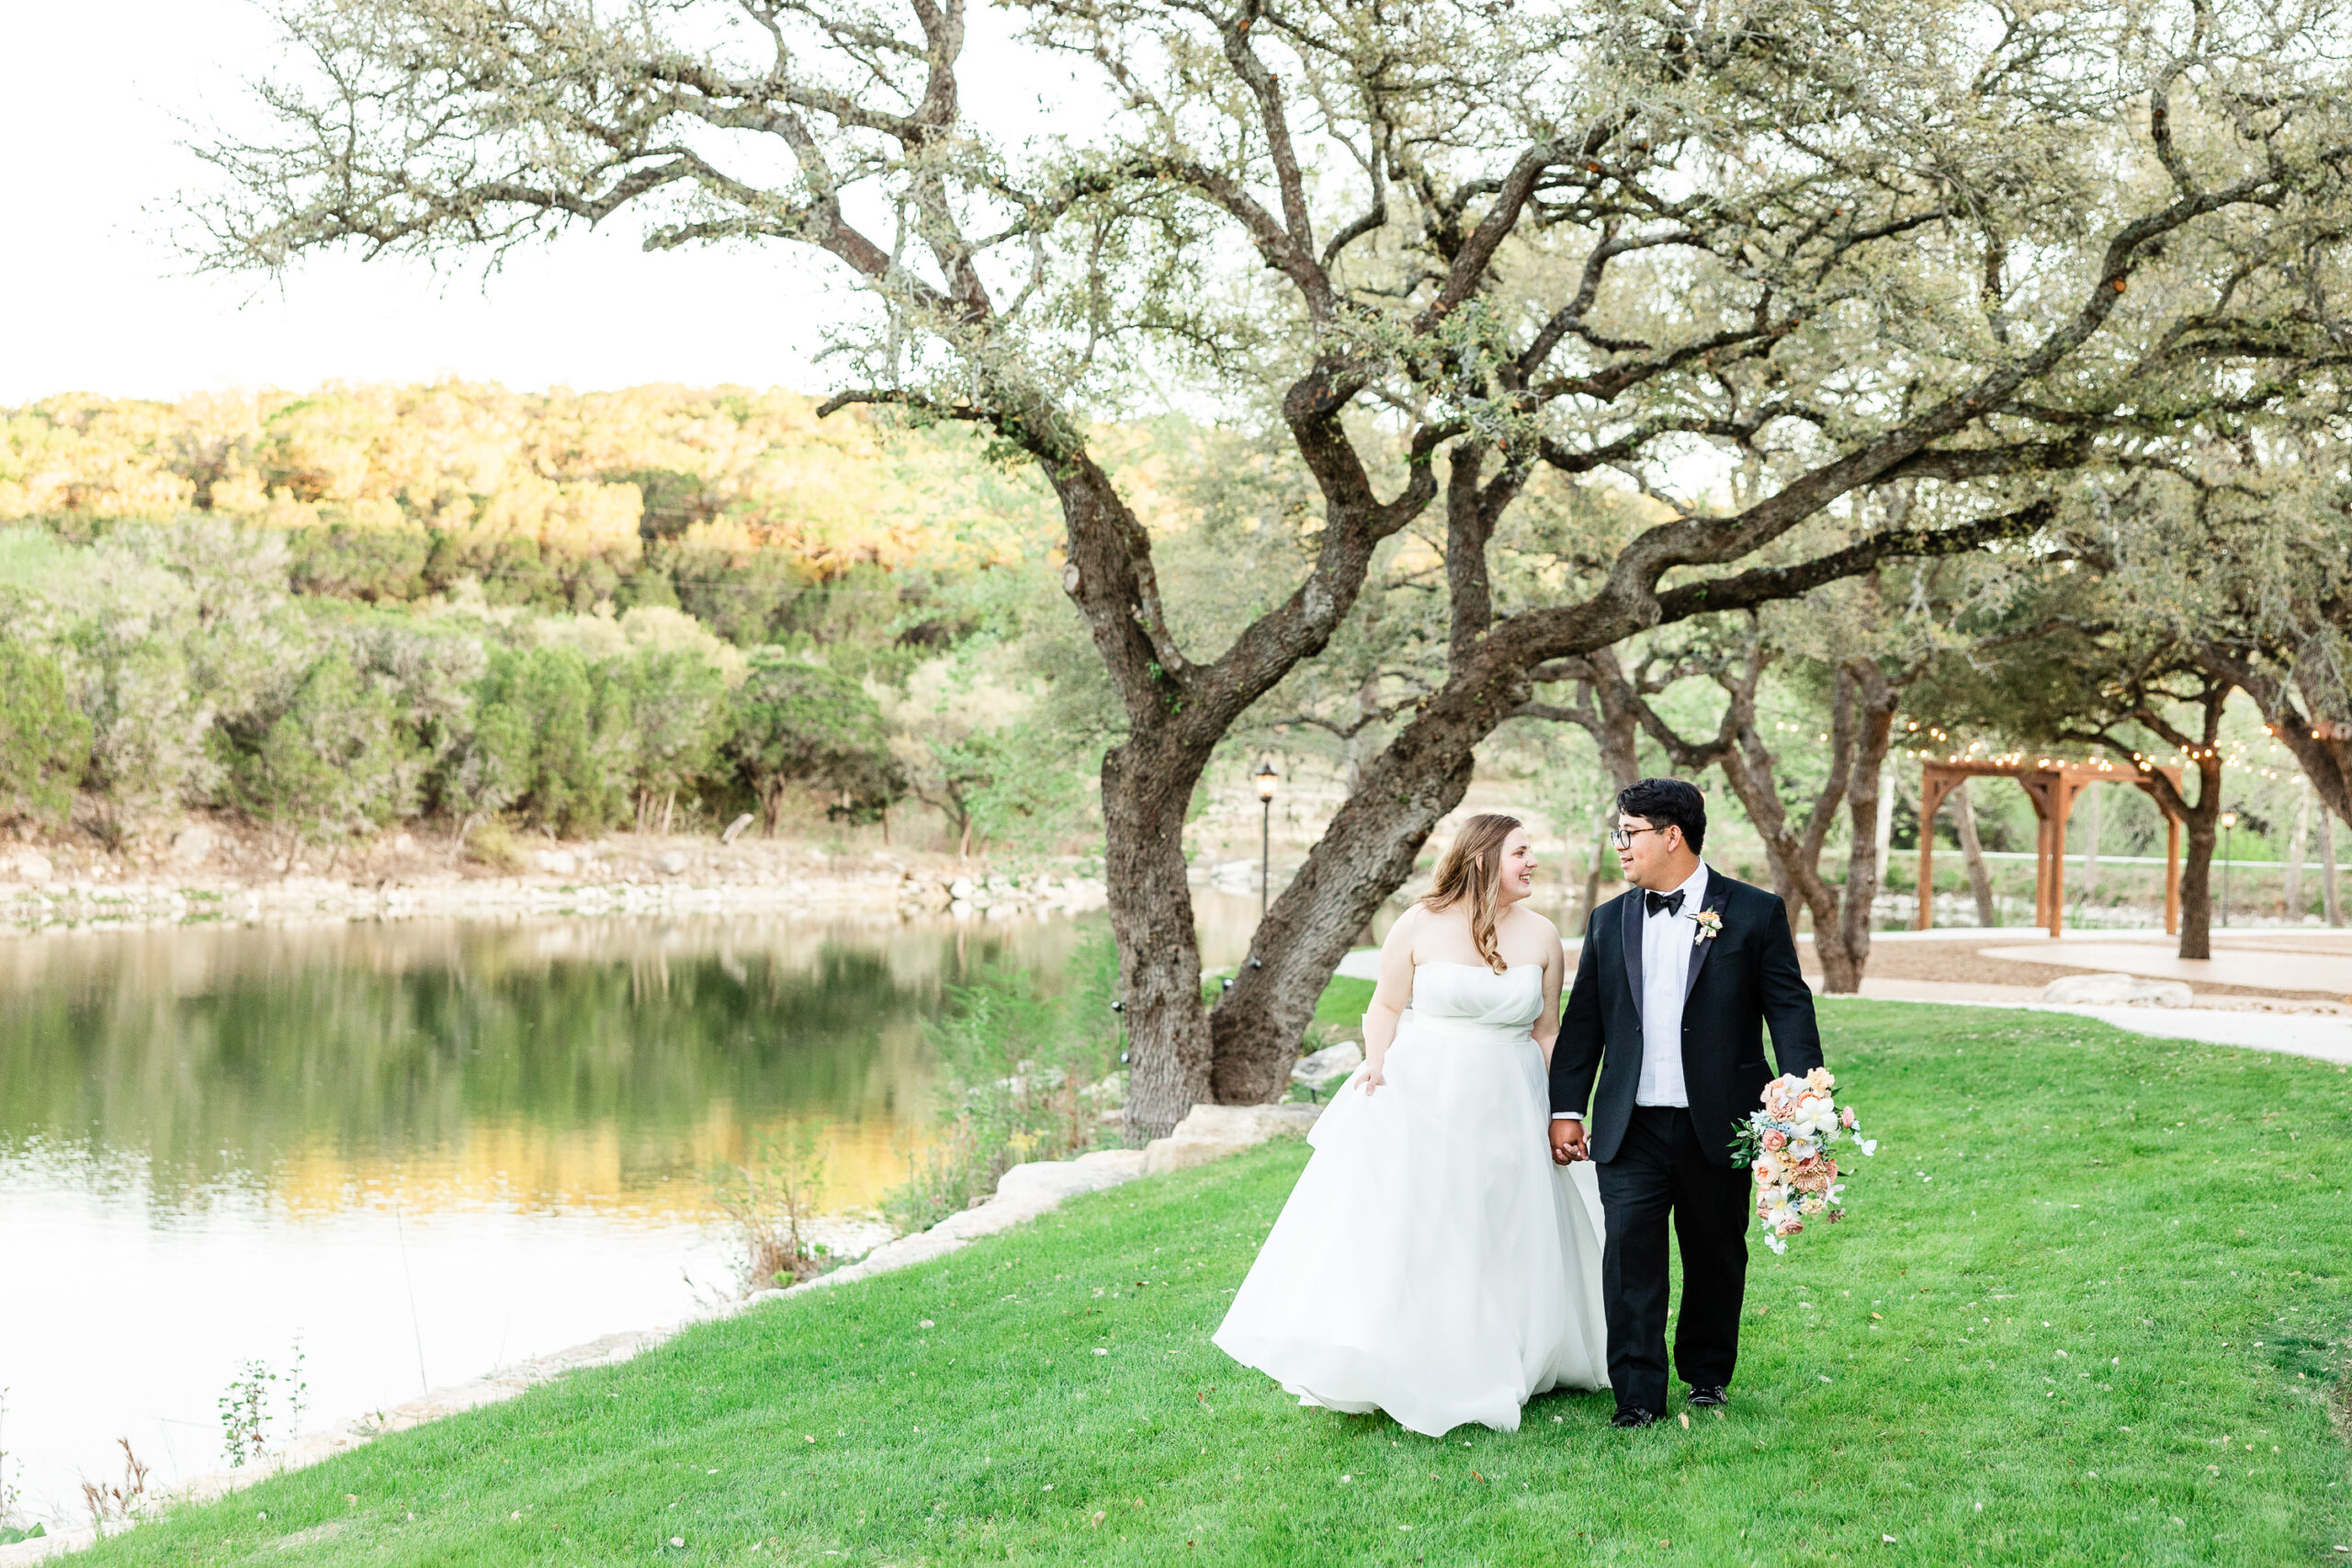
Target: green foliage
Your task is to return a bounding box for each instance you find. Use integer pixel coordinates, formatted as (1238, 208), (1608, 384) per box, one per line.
(729, 651), (903, 831)
(462, 817), (526, 872)
(0, 640), (90, 826)
(217, 1344), (307, 1469)
(0, 520), (1101, 850)
(707, 1123), (838, 1292)
(960, 725), (1086, 853)
(884, 928), (1124, 1232)
(70, 634), (212, 843)
(613, 647), (730, 830)
(472, 647), (628, 835)
(70, 1004), (2352, 1568)
(653, 539), (807, 646)
(287, 525), (431, 602)
(228, 652), (419, 852)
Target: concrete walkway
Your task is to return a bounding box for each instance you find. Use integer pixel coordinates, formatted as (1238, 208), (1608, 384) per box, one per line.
(1974, 929), (2352, 997)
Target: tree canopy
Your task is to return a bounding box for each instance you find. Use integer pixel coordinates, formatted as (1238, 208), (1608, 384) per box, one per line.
(192, 0), (2352, 1132)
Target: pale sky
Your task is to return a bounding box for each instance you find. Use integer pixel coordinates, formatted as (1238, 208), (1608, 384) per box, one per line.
(1, 1), (849, 404)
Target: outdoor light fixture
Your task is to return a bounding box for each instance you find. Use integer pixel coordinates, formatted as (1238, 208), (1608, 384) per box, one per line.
(1254, 759), (1279, 921)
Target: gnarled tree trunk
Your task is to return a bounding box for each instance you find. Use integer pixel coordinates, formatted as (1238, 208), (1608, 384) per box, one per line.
(1951, 778), (1999, 927)
(2075, 680), (2229, 961)
(1101, 732), (1219, 1139)
(1711, 660), (1905, 994)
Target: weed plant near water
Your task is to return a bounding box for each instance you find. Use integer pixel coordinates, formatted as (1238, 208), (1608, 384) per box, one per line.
(218, 1344), (308, 1469)
(707, 1124), (836, 1293)
(885, 927), (1124, 1232)
(72, 1002), (2352, 1566)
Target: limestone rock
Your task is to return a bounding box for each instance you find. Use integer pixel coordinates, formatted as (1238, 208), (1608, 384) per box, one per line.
(2040, 971), (2194, 1008)
(533, 848), (579, 876)
(1291, 1040), (1363, 1091)
(657, 850), (689, 875)
(168, 825), (216, 867)
(1141, 1100), (1321, 1177)
(2, 851), (52, 886)
(1071, 1146), (1148, 1178)
(995, 1152), (1144, 1208)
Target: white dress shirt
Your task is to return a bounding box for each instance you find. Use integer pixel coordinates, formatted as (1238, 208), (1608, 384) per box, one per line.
(1557, 861), (1710, 1122)
(1634, 862), (1709, 1107)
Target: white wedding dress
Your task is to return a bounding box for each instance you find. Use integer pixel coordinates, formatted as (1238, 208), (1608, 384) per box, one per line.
(1212, 961), (1611, 1436)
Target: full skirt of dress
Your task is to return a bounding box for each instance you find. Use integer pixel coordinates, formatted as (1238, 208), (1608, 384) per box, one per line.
(1210, 1016), (1610, 1436)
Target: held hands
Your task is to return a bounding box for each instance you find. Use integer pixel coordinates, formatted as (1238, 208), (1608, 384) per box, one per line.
(1548, 1118), (1589, 1165)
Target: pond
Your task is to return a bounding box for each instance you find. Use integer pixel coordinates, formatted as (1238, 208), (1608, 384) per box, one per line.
(0, 904), (1241, 1529)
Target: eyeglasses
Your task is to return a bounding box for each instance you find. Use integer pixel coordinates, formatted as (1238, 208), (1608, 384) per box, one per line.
(1608, 825), (1670, 850)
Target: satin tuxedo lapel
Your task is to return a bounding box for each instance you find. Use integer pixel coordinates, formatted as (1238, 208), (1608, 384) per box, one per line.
(1682, 877), (1733, 1001)
(1620, 890), (1645, 1021)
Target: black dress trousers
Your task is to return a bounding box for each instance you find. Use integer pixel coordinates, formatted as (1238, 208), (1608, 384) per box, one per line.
(1593, 1104), (1753, 1415)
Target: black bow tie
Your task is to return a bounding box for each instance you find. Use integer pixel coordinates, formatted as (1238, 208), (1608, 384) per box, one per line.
(1645, 889), (1686, 919)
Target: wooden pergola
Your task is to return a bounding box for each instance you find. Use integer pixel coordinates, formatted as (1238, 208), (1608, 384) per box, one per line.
(1917, 759), (2186, 937)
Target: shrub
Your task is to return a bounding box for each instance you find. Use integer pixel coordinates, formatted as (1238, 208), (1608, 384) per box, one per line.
(728, 651), (904, 833)
(883, 926), (1123, 1232)
(472, 646), (628, 834)
(707, 1124), (835, 1294)
(0, 639), (91, 827)
(288, 525), (431, 602)
(464, 818), (526, 872)
(659, 539), (804, 647)
(615, 646), (729, 832)
(228, 651), (419, 860)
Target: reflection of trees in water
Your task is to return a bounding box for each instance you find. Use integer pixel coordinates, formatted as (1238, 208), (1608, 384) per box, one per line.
(0, 917), (1087, 1213)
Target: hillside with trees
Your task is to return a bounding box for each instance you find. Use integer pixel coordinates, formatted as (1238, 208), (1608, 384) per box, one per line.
(0, 381), (1119, 863)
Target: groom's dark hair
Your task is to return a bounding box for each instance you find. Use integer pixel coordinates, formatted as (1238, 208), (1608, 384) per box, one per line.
(1617, 777), (1706, 854)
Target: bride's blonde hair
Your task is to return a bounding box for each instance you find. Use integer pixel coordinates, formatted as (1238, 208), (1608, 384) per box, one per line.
(1418, 813), (1523, 974)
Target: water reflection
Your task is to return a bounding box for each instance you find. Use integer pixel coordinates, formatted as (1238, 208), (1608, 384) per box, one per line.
(0, 916), (1088, 1217)
(0, 913), (1085, 1524)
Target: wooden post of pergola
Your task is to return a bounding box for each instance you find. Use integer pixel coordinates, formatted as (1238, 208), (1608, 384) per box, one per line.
(1916, 758), (2185, 937)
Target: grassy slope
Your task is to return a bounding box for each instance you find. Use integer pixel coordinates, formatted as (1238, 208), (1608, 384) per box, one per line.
(1312, 975), (1375, 1031)
(87, 1002), (2351, 1567)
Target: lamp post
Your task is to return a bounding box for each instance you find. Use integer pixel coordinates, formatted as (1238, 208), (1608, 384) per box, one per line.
(2219, 809), (2238, 930)
(1253, 759), (1280, 921)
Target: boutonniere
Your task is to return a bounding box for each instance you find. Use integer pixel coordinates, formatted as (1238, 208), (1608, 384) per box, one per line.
(1690, 908), (1724, 945)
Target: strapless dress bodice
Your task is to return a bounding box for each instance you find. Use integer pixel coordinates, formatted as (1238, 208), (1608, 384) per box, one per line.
(1404, 960), (1544, 1038)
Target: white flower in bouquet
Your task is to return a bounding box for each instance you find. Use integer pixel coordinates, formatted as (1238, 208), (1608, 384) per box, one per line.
(1732, 1071), (1877, 1254)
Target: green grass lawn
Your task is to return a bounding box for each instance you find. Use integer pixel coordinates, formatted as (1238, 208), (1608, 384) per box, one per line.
(85, 1002), (2352, 1566)
(1311, 975), (1375, 1032)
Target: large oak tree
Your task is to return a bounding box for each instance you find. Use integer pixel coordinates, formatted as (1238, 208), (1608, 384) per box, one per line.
(198, 0), (2352, 1133)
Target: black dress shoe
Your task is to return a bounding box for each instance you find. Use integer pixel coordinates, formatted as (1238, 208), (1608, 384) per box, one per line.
(1609, 1407), (1658, 1428)
(1687, 1385), (1728, 1408)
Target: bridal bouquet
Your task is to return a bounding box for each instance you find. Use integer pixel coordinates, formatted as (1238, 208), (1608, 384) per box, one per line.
(1732, 1068), (1877, 1254)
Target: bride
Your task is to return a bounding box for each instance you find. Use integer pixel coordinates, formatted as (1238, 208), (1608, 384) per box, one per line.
(1212, 813), (1610, 1436)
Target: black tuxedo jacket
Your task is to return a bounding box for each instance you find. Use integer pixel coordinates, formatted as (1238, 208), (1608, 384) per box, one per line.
(1548, 873), (1824, 1168)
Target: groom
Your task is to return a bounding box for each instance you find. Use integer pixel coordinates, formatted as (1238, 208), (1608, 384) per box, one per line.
(1548, 778), (1823, 1428)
